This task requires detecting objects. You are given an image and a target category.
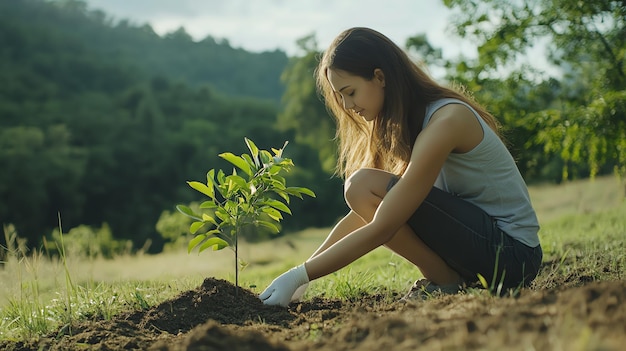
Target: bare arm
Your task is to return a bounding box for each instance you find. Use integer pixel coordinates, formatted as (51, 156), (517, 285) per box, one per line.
(304, 105), (482, 280)
(308, 211), (365, 259)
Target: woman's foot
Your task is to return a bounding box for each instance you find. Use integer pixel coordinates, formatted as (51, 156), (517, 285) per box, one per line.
(400, 278), (464, 302)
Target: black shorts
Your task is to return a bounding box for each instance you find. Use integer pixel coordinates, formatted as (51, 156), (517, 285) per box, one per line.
(387, 177), (542, 291)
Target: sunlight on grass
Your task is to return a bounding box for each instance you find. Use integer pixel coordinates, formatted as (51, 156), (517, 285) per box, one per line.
(310, 253), (417, 302)
(528, 174), (624, 223)
(0, 175), (624, 339)
(0, 276), (203, 339)
(533, 201), (626, 288)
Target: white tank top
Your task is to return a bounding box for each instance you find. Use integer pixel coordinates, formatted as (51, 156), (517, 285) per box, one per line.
(424, 98), (540, 247)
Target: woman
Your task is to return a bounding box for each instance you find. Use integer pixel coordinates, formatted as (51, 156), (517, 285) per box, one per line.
(260, 27), (542, 307)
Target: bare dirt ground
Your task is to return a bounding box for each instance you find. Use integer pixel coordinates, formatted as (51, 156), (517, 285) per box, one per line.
(1, 272), (625, 351)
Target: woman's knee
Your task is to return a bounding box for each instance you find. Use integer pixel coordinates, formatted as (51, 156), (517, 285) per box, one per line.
(344, 168), (389, 213)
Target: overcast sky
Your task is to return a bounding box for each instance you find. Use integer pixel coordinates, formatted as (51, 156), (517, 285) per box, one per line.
(83, 0), (475, 59)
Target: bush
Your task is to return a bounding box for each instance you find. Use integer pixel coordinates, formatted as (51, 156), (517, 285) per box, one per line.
(45, 223), (132, 259)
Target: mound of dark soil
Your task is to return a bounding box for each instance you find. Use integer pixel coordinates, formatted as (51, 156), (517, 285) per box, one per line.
(135, 277), (294, 334)
(1, 278), (625, 351)
(0, 278), (295, 351)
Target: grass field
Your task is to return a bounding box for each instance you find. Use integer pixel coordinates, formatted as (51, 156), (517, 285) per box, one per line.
(0, 175), (624, 347)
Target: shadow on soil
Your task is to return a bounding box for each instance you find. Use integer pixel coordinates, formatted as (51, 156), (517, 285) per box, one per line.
(1, 277), (625, 351)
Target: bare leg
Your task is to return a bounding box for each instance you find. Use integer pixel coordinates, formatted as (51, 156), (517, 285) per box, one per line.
(343, 168), (462, 285)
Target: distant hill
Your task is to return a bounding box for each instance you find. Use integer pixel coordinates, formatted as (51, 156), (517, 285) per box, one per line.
(0, 0), (345, 252)
(0, 0), (289, 101)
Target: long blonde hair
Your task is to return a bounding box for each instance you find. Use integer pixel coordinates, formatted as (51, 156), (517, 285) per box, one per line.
(316, 27), (501, 179)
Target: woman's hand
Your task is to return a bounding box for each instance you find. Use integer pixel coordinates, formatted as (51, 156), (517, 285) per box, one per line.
(291, 282), (309, 301)
(259, 264), (310, 306)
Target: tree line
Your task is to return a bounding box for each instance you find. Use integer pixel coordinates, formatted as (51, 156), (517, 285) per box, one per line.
(0, 0), (344, 252)
(1, 0), (623, 254)
(280, 1), (625, 185)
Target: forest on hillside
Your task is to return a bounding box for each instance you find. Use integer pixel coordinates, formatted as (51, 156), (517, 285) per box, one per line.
(1, 0), (624, 254)
(0, 0), (343, 253)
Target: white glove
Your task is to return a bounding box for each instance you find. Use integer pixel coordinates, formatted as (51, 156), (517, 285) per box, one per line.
(259, 264), (309, 307)
(291, 282), (309, 302)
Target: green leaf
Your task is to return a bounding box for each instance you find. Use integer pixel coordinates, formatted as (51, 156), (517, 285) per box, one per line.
(271, 141), (288, 157)
(206, 169), (216, 190)
(187, 181), (215, 200)
(189, 221), (205, 234)
(286, 187), (316, 198)
(215, 207), (231, 222)
(217, 169), (226, 183)
(259, 150), (272, 165)
(199, 200), (217, 209)
(256, 220), (280, 234)
(275, 190), (290, 203)
(227, 174), (249, 192)
(236, 202), (252, 218)
(279, 158), (294, 167)
(263, 199), (291, 214)
(245, 137), (260, 167)
(188, 234), (206, 253)
(198, 236), (230, 252)
(216, 182), (227, 198)
(269, 165), (283, 175)
(271, 176), (287, 188)
(219, 152), (253, 177)
(202, 213), (218, 226)
(176, 205), (202, 221)
(226, 177), (236, 194)
(476, 273), (489, 289)
(241, 154), (258, 173)
(271, 183), (287, 194)
(261, 207), (283, 221)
